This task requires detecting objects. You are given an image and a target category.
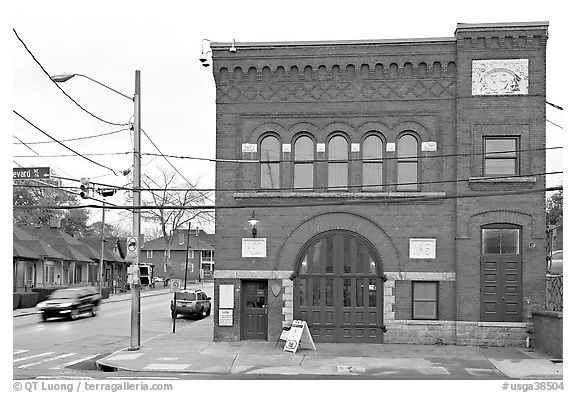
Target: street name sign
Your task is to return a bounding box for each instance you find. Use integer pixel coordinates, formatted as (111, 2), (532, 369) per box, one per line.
(13, 167), (51, 180)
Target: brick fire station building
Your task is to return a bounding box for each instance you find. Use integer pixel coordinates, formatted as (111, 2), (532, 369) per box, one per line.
(210, 22), (549, 346)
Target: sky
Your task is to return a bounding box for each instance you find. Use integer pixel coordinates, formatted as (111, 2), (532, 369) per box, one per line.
(4, 0), (568, 235)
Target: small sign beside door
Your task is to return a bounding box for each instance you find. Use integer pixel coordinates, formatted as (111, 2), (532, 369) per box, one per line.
(219, 309), (233, 326)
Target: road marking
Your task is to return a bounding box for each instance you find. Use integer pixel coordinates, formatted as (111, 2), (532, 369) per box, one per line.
(13, 352), (54, 363)
(51, 354), (99, 369)
(143, 363), (191, 370)
(13, 349), (28, 355)
(18, 352), (77, 369)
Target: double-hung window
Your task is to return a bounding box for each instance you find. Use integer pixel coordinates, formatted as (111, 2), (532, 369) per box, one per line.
(328, 135), (349, 190)
(484, 137), (519, 176)
(397, 134), (419, 191)
(412, 281), (438, 320)
(362, 134), (384, 191)
(260, 135), (281, 189)
(293, 135), (314, 191)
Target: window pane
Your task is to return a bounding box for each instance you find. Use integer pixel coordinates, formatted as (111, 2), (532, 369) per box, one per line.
(398, 134), (417, 158)
(343, 278), (351, 307)
(368, 279), (377, 307)
(414, 301), (437, 319)
(313, 278), (321, 306)
(482, 229), (501, 253)
(414, 282), (437, 300)
(261, 136), (280, 159)
(485, 139), (517, 157)
(485, 159), (516, 175)
(368, 257), (376, 274)
(343, 236), (351, 273)
(328, 136), (348, 160)
(356, 280), (364, 307)
(363, 163), (382, 190)
(325, 278), (333, 306)
(356, 241), (365, 274)
(500, 229), (519, 254)
(325, 237), (333, 273)
(299, 279), (308, 306)
(294, 163), (314, 190)
(363, 135), (382, 159)
(260, 163), (279, 188)
(397, 162), (418, 190)
(328, 163), (348, 189)
(300, 255), (308, 274)
(295, 136), (314, 160)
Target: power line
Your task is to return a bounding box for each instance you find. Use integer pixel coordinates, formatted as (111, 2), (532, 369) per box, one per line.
(13, 127), (130, 145)
(14, 152), (131, 158)
(12, 186), (563, 211)
(13, 28), (130, 127)
(141, 128), (215, 222)
(14, 170), (563, 194)
(13, 110), (119, 176)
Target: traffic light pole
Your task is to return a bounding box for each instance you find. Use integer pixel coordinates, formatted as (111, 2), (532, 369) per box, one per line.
(129, 70), (142, 351)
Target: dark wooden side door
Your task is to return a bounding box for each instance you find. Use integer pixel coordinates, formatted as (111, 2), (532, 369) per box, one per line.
(241, 280), (268, 340)
(480, 254), (522, 321)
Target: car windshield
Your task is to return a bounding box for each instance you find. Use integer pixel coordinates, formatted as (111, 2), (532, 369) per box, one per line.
(176, 292), (197, 300)
(49, 290), (78, 299)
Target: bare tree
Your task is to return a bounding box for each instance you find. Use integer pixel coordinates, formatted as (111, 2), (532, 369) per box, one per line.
(140, 166), (212, 277)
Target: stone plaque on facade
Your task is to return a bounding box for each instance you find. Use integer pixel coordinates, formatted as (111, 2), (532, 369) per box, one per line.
(386, 143), (396, 152)
(422, 141), (437, 152)
(242, 238), (267, 258)
(316, 143), (325, 153)
(351, 143), (360, 153)
(241, 143), (257, 153)
(409, 238), (437, 259)
(282, 143), (292, 153)
(472, 59), (528, 96)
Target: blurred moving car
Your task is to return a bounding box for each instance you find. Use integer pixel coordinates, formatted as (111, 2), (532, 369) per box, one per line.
(548, 250), (563, 274)
(37, 287), (101, 321)
(170, 289), (211, 319)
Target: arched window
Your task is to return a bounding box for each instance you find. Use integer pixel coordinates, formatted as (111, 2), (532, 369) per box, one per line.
(328, 135), (348, 190)
(260, 135), (280, 189)
(293, 135), (314, 191)
(397, 134), (419, 191)
(362, 134), (384, 191)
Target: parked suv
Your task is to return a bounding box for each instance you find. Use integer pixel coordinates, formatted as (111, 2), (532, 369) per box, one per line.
(37, 287), (101, 321)
(170, 289), (211, 319)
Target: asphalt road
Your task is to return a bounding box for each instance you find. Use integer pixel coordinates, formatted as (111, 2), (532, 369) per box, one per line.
(13, 284), (214, 379)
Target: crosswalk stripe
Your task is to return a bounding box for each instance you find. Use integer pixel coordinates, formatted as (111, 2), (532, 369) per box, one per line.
(13, 352), (54, 363)
(13, 349), (29, 355)
(51, 354), (99, 370)
(18, 353), (77, 369)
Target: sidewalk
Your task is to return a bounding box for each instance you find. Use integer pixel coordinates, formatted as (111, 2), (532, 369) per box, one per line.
(96, 315), (563, 379)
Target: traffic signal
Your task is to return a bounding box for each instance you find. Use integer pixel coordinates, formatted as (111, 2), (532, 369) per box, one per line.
(80, 177), (90, 199)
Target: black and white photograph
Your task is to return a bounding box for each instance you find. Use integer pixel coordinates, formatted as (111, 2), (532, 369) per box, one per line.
(6, 0), (569, 391)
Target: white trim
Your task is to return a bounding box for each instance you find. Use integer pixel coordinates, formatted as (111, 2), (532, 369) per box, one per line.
(214, 270), (292, 279)
(385, 272), (455, 281)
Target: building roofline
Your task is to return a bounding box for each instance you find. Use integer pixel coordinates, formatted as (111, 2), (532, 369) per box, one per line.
(211, 37), (455, 51)
(456, 21), (549, 30)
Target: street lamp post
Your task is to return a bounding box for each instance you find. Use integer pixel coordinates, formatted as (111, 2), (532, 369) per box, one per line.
(51, 71), (142, 350)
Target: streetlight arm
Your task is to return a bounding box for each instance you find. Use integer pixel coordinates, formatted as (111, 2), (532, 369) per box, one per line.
(51, 73), (133, 101)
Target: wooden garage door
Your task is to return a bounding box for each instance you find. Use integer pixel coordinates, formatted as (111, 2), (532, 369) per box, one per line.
(294, 231), (384, 343)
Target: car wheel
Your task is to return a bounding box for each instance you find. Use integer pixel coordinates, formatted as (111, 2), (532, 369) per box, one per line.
(91, 305), (98, 317)
(70, 308), (79, 320)
(41, 313), (48, 322)
(206, 305), (211, 316)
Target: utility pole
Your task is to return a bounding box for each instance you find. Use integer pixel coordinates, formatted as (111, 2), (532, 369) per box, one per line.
(130, 70), (142, 351)
(99, 199), (105, 294)
(184, 222), (191, 290)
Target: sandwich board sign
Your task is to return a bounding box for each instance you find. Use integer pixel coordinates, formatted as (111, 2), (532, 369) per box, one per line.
(283, 319), (316, 353)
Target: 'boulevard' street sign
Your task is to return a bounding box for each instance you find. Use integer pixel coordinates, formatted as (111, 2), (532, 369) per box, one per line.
(13, 167), (51, 180)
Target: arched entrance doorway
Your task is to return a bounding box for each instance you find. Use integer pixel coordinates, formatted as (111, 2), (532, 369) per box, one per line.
(293, 230), (384, 343)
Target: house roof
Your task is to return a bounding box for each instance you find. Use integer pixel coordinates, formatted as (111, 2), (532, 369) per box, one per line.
(13, 225), (125, 263)
(141, 229), (215, 251)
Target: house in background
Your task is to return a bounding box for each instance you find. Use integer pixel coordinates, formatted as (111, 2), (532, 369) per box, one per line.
(13, 224), (128, 293)
(140, 228), (215, 282)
